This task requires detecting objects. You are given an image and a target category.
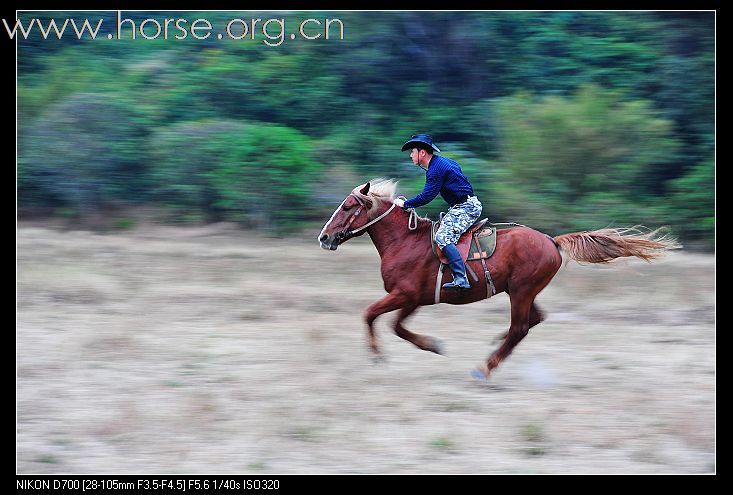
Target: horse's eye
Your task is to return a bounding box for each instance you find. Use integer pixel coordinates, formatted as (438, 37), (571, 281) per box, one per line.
(342, 205), (351, 211)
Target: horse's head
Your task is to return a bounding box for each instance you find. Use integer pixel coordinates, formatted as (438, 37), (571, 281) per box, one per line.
(318, 182), (375, 251)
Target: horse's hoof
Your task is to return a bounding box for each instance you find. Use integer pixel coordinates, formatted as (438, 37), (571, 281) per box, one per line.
(470, 369), (488, 380)
(471, 365), (490, 381)
(429, 338), (445, 355)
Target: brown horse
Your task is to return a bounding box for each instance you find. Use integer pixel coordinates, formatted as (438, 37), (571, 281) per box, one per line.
(318, 179), (679, 379)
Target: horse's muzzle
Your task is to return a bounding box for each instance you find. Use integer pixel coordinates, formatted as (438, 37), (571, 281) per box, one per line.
(318, 233), (339, 251)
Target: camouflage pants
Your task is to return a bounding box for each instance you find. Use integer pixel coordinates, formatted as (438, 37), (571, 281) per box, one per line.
(435, 196), (483, 248)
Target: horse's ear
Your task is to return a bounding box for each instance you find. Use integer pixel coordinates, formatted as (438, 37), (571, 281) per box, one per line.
(360, 182), (370, 196)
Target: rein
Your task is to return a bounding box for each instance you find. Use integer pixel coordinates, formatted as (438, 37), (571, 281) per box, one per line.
(336, 194), (418, 243)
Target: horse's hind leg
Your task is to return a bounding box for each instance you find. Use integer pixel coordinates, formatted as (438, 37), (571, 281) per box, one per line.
(492, 301), (545, 344)
(476, 291), (535, 378)
(394, 304), (444, 355)
(529, 302), (546, 328)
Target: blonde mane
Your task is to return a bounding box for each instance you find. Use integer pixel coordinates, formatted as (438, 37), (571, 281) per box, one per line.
(351, 178), (431, 223)
(351, 178), (398, 207)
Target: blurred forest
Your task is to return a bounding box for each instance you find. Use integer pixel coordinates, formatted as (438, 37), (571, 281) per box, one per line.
(16, 11), (715, 249)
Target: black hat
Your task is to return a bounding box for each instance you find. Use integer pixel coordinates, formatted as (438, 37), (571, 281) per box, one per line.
(401, 133), (441, 153)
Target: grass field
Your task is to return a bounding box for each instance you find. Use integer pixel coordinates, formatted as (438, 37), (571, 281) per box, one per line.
(17, 221), (715, 474)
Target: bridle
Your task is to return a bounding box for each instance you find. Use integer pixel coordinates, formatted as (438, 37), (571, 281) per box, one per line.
(334, 193), (417, 245)
(332, 150), (427, 244)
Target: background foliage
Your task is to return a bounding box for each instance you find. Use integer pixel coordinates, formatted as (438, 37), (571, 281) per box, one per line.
(17, 11), (714, 248)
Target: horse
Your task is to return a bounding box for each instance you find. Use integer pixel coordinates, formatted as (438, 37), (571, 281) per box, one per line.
(317, 179), (680, 379)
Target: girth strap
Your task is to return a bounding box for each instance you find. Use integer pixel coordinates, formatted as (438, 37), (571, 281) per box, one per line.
(434, 262), (444, 304)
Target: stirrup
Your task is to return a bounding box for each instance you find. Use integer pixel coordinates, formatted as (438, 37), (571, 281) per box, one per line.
(442, 278), (470, 290)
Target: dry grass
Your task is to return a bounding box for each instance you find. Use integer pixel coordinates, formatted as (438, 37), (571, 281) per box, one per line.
(17, 221), (715, 474)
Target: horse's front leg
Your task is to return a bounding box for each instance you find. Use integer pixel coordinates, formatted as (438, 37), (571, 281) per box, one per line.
(393, 304), (444, 355)
(364, 291), (408, 356)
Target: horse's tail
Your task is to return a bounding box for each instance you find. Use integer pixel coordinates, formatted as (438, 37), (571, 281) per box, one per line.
(553, 226), (681, 263)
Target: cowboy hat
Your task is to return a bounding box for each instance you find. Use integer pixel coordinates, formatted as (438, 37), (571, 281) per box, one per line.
(400, 133), (441, 153)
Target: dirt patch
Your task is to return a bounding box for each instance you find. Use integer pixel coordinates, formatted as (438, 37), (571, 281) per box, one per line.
(17, 223), (715, 474)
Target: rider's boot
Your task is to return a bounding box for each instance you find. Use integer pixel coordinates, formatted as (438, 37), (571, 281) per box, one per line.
(442, 243), (471, 290)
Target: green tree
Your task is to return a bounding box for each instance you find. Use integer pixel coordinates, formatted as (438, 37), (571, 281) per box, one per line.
(19, 93), (148, 214)
(490, 85), (680, 232)
(150, 120), (319, 229)
(15, 11), (713, 246)
(661, 160), (715, 249)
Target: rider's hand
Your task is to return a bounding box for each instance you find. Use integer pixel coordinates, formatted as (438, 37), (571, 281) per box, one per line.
(393, 198), (405, 208)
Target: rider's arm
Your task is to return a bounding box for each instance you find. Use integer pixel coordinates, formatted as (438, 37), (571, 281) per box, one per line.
(403, 168), (443, 209)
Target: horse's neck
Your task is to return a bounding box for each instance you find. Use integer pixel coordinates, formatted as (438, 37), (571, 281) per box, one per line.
(366, 206), (430, 258)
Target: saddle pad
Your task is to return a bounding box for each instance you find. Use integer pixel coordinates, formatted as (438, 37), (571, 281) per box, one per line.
(468, 226), (497, 261)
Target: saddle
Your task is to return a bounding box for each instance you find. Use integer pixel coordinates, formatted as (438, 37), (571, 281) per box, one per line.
(431, 218), (497, 264)
(430, 218), (526, 303)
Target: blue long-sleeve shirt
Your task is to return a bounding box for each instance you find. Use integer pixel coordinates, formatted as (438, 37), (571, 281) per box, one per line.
(403, 155), (474, 209)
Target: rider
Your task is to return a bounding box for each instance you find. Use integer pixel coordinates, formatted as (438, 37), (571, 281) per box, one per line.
(393, 134), (483, 290)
